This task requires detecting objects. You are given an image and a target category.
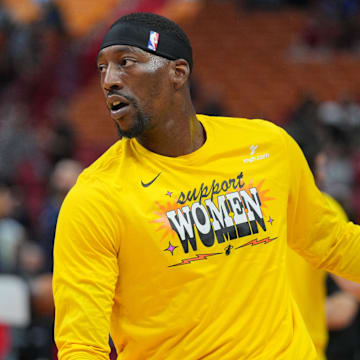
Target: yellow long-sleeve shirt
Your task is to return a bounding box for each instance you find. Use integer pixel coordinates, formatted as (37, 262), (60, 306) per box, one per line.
(53, 115), (360, 360)
(287, 193), (349, 360)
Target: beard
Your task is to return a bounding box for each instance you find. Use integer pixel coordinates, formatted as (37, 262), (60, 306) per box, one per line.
(114, 100), (152, 139)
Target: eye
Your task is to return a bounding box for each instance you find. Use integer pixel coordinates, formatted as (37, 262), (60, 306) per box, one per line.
(120, 58), (136, 67)
(97, 64), (107, 73)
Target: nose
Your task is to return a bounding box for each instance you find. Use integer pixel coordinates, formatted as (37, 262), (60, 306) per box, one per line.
(103, 63), (123, 91)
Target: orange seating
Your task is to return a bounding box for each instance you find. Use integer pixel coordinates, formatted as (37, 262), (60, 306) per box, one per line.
(56, 0), (120, 36)
(3, 0), (122, 36)
(2, 0), (40, 23)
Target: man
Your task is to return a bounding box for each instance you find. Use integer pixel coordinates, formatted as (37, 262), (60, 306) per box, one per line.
(53, 12), (360, 360)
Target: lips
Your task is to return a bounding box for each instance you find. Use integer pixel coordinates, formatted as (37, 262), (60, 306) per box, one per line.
(106, 94), (131, 119)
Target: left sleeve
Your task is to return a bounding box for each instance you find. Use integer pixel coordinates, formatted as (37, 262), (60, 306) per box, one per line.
(284, 130), (360, 282)
(53, 183), (121, 360)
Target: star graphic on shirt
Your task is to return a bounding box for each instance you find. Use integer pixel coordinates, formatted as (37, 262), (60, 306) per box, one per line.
(166, 191), (173, 197)
(164, 241), (178, 255)
(268, 216), (274, 225)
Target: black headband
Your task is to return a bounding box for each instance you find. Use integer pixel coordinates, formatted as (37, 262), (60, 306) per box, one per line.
(99, 22), (193, 71)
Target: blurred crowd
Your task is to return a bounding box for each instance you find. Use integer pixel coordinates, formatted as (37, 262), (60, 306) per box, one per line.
(242, 0), (360, 54)
(301, 0), (360, 53)
(0, 1), (87, 358)
(0, 0), (360, 359)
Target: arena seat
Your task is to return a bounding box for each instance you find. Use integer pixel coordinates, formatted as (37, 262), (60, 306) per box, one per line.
(2, 0), (40, 23)
(56, 0), (121, 36)
(3, 0), (124, 36)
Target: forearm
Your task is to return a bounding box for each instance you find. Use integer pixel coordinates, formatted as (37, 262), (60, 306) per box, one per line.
(332, 274), (360, 300)
(326, 291), (358, 330)
(317, 221), (360, 283)
(55, 345), (110, 360)
(54, 268), (115, 360)
(53, 185), (120, 360)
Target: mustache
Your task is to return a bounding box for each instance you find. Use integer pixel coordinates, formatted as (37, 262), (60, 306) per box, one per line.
(106, 90), (136, 104)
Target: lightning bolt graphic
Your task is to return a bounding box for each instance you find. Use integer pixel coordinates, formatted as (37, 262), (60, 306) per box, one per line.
(236, 237), (277, 249)
(169, 253), (221, 267)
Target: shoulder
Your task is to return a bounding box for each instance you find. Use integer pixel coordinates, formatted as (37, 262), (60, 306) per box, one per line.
(198, 114), (290, 144)
(61, 140), (126, 215)
(78, 140), (124, 186)
(58, 170), (123, 247)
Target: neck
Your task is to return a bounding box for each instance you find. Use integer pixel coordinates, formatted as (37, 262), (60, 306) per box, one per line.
(136, 106), (205, 157)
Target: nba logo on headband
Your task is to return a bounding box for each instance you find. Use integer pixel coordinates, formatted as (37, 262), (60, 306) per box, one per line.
(147, 31), (159, 51)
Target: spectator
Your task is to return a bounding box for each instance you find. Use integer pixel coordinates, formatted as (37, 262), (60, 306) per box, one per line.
(38, 159), (83, 272)
(0, 180), (27, 273)
(326, 275), (360, 359)
(0, 4), (16, 93)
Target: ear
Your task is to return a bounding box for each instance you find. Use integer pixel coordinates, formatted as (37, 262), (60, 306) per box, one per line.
(170, 59), (190, 90)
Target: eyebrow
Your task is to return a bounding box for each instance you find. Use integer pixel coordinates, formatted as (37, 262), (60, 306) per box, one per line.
(96, 45), (146, 64)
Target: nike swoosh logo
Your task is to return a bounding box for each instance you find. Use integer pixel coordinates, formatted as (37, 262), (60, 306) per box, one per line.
(141, 172), (161, 187)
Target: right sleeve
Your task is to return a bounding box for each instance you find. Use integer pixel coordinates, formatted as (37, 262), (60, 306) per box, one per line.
(53, 183), (121, 360)
(284, 131), (360, 282)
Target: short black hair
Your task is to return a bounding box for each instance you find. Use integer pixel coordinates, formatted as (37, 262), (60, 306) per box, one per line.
(113, 12), (193, 70)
